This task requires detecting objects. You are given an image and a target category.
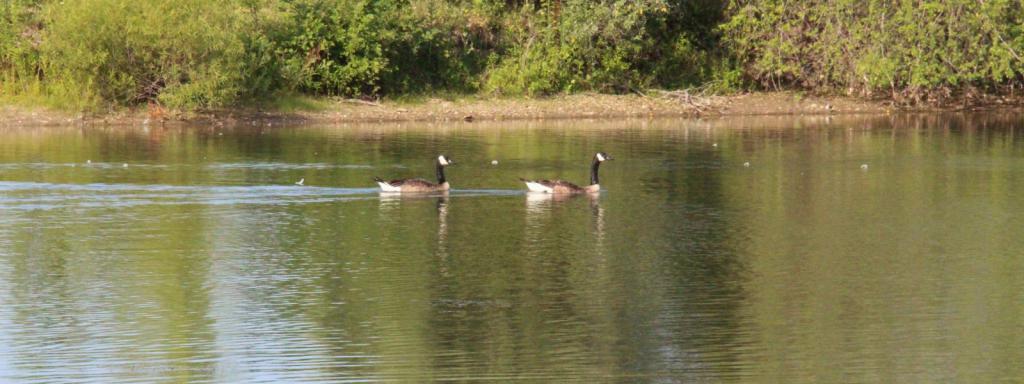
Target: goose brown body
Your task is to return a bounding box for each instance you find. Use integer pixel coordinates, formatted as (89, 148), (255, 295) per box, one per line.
(376, 178), (450, 192)
(375, 155), (453, 193)
(521, 179), (599, 194)
(520, 152), (611, 194)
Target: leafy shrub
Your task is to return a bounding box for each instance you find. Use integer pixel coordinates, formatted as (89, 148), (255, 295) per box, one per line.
(377, 0), (498, 94)
(485, 0), (661, 95)
(6, 0), (1024, 110)
(273, 0), (389, 96)
(272, 0), (497, 97)
(720, 0), (1024, 102)
(3, 0), (722, 108)
(0, 0), (44, 94)
(483, 0), (723, 96)
(39, 0), (248, 109)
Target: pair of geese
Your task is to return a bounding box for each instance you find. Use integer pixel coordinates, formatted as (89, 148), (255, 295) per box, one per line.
(374, 152), (613, 194)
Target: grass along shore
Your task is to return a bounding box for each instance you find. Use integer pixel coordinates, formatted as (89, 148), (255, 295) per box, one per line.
(1, 92), (907, 127)
(8, 90), (1024, 128)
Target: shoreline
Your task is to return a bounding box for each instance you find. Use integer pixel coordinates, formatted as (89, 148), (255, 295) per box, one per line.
(3, 92), (1021, 127)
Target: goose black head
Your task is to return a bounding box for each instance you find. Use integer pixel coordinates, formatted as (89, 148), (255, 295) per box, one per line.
(595, 152), (613, 162)
(437, 154), (454, 166)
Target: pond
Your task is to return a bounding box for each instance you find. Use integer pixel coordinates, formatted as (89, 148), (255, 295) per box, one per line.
(1, 115), (1022, 382)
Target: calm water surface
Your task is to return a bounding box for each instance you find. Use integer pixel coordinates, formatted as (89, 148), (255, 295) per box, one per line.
(1, 115), (1022, 383)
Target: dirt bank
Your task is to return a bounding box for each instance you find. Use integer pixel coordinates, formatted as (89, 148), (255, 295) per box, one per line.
(1, 92), (899, 127)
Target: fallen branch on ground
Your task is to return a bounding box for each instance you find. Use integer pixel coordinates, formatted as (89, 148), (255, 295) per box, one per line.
(652, 88), (715, 112)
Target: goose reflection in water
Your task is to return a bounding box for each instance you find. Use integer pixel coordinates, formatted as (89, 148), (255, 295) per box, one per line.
(377, 191), (450, 252)
(524, 191), (605, 255)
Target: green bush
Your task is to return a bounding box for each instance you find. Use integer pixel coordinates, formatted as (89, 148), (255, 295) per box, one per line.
(38, 0), (248, 109)
(271, 0), (498, 97)
(484, 0), (718, 95)
(2, 0), (722, 109)
(5, 0), (1024, 110)
(720, 0), (1024, 102)
(0, 1), (44, 95)
(273, 0), (388, 96)
(377, 0), (498, 94)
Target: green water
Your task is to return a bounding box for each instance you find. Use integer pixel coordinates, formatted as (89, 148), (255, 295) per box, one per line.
(1, 115), (1022, 383)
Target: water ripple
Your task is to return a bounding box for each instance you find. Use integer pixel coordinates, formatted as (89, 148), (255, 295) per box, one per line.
(0, 182), (377, 210)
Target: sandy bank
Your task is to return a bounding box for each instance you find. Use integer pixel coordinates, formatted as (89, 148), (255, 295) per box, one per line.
(0, 92), (915, 127)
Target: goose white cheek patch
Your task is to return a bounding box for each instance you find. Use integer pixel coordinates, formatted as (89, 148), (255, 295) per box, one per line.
(596, 153), (606, 161)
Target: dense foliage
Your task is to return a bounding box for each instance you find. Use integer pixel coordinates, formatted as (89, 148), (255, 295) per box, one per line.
(721, 0), (1024, 103)
(485, 0), (726, 95)
(2, 0), (1024, 110)
(1, 1), (43, 90)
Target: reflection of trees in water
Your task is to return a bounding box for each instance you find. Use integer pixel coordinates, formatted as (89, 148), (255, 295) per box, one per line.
(731, 116), (1024, 382)
(615, 144), (751, 381)
(417, 189), (759, 380)
(243, 193), (458, 380)
(412, 192), (621, 379)
(297, 196), (445, 380)
(7, 115), (1022, 381)
(1, 205), (218, 382)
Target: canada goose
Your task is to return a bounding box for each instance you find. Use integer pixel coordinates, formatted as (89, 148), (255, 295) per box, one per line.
(375, 155), (454, 192)
(520, 152), (612, 194)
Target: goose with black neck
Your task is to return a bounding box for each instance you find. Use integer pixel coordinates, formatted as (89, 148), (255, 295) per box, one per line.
(520, 152), (613, 194)
(375, 155), (454, 193)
